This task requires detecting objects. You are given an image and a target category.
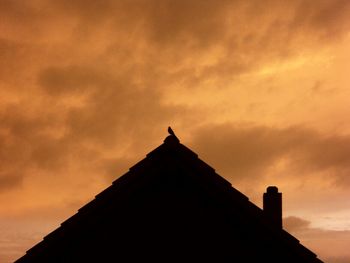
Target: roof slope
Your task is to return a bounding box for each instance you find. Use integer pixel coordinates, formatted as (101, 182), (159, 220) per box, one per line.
(15, 134), (323, 262)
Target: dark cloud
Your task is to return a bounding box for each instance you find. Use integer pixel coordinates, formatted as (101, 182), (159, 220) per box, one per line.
(284, 216), (311, 232)
(0, 1), (349, 262)
(292, 0), (350, 40)
(0, 60), (186, 191)
(191, 124), (350, 185)
(284, 216), (350, 263)
(0, 172), (22, 190)
(39, 64), (183, 144)
(1, 0), (349, 103)
(39, 66), (98, 96)
(0, 104), (68, 191)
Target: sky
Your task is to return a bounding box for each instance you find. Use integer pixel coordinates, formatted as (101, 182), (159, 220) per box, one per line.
(0, 0), (350, 262)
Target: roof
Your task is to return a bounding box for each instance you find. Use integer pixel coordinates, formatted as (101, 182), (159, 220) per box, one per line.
(15, 133), (323, 262)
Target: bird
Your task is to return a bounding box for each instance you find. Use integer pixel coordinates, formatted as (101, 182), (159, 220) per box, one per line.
(166, 126), (180, 143)
(168, 126), (176, 136)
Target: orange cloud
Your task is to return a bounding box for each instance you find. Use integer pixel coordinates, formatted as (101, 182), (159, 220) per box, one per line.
(191, 123), (350, 186)
(0, 0), (349, 262)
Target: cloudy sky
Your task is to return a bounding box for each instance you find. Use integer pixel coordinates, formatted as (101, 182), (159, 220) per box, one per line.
(1, 0), (350, 262)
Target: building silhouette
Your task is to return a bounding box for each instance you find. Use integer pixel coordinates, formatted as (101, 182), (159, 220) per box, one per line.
(15, 131), (323, 262)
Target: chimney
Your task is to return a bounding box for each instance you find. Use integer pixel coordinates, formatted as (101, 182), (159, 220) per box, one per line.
(263, 186), (282, 228)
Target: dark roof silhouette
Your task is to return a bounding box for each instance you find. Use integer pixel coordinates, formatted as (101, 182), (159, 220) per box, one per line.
(15, 133), (323, 262)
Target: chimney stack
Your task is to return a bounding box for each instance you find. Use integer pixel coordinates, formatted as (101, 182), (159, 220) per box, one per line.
(263, 186), (282, 228)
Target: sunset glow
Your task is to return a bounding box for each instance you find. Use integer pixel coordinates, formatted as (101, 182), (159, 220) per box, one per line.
(1, 1), (350, 262)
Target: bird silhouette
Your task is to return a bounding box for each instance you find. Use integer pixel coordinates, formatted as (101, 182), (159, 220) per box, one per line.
(168, 126), (176, 136)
